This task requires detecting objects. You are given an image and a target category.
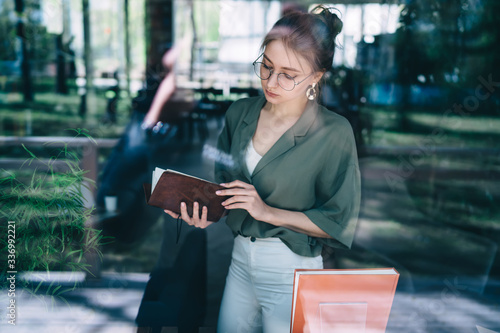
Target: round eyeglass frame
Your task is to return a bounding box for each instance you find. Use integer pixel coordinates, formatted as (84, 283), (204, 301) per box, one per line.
(252, 54), (314, 91)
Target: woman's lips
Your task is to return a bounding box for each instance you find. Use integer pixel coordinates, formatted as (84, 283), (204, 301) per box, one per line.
(265, 89), (279, 98)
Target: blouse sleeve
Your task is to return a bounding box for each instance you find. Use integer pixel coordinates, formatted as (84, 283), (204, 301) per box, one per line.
(302, 122), (361, 249)
(303, 163), (361, 249)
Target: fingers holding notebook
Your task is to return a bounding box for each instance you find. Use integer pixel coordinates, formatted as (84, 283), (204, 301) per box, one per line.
(164, 201), (214, 229)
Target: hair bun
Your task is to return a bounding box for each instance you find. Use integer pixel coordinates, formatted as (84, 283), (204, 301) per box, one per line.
(313, 5), (343, 39)
(261, 5), (343, 72)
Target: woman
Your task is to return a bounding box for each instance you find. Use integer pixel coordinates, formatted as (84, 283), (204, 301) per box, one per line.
(165, 5), (361, 332)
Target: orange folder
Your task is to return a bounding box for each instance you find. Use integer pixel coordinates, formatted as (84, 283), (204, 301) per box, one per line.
(290, 268), (399, 333)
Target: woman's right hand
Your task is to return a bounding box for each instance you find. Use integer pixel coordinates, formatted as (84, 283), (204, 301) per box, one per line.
(164, 201), (214, 229)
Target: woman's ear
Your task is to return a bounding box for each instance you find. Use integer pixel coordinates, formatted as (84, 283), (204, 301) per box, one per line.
(314, 70), (326, 84)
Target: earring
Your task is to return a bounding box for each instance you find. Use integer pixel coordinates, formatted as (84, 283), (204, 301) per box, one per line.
(306, 83), (317, 100)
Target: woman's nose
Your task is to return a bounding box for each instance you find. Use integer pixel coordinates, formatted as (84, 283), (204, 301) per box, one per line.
(267, 72), (279, 88)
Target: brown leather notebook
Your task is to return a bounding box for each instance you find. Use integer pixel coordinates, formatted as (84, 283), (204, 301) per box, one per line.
(143, 168), (229, 222)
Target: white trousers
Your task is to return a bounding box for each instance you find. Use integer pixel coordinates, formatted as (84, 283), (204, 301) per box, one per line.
(217, 235), (323, 333)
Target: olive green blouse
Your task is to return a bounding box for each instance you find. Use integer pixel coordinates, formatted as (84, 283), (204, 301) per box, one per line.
(215, 96), (361, 257)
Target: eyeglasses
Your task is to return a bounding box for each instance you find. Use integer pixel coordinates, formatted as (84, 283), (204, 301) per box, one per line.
(252, 54), (314, 91)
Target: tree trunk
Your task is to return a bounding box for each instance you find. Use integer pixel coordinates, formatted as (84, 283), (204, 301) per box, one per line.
(16, 0), (34, 102)
(145, 0), (173, 87)
(124, 0), (131, 97)
(81, 0), (93, 115)
(189, 0), (197, 82)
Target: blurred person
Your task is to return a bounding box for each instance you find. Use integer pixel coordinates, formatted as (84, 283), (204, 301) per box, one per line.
(164, 6), (361, 332)
(97, 48), (179, 243)
(130, 48), (208, 333)
(96, 47), (207, 332)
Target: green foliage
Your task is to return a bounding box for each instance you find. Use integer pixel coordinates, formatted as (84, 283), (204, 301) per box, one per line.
(0, 130), (106, 297)
(396, 0), (500, 85)
(396, 0), (464, 86)
(0, 0), (56, 63)
(194, 1), (220, 43)
(0, 1), (16, 61)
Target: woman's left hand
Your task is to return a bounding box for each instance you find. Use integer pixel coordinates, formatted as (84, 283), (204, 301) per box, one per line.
(216, 180), (272, 222)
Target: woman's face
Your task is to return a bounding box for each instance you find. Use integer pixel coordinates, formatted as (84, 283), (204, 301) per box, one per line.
(260, 40), (320, 106)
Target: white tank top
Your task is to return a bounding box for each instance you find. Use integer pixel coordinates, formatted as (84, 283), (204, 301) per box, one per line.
(245, 139), (263, 175)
